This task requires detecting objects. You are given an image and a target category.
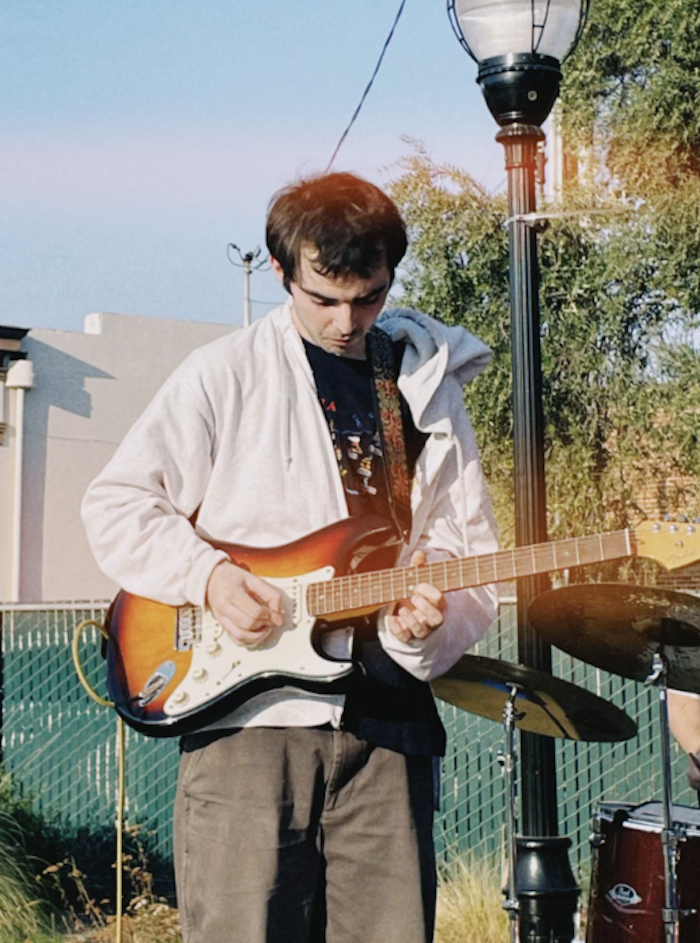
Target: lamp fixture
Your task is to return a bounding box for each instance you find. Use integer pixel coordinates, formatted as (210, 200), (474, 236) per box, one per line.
(447, 0), (589, 126)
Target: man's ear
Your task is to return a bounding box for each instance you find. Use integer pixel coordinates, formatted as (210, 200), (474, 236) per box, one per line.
(270, 257), (285, 284)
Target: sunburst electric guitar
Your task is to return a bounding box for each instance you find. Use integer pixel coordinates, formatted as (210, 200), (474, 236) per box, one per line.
(104, 516), (700, 736)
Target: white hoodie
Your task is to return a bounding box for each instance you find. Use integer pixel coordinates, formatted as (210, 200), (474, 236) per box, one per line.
(81, 301), (499, 729)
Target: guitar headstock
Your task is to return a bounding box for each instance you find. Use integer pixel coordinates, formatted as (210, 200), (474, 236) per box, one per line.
(634, 519), (700, 570)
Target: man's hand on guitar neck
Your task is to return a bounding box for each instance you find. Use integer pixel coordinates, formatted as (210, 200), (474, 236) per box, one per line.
(384, 549), (446, 644)
(206, 560), (285, 648)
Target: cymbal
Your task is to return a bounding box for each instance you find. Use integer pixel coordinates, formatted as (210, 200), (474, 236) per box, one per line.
(528, 584), (700, 694)
(432, 653), (637, 742)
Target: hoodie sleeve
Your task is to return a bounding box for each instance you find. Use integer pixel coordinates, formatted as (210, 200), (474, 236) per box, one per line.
(375, 310), (499, 681)
(81, 351), (230, 609)
(376, 417), (499, 680)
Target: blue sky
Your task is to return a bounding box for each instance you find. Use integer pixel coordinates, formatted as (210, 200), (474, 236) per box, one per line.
(0, 1), (505, 333)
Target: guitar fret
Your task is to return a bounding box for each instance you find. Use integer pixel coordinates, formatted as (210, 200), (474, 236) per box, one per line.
(307, 529), (637, 618)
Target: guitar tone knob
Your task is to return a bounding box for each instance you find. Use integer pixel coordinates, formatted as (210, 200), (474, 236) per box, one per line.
(192, 668), (208, 683)
(172, 690), (189, 705)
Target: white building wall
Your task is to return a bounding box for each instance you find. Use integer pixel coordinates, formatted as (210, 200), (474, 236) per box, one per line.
(1, 312), (234, 603)
(0, 379), (16, 596)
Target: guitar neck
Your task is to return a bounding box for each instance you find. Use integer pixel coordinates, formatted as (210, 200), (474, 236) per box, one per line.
(307, 529), (634, 618)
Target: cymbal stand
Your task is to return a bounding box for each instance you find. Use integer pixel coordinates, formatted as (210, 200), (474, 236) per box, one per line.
(645, 650), (682, 943)
(499, 683), (525, 943)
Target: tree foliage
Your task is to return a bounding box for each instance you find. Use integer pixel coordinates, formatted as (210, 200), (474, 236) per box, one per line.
(388, 139), (700, 547)
(561, 0), (700, 187)
(388, 1), (700, 549)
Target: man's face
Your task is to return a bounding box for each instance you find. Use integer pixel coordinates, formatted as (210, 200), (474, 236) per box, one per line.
(272, 247), (392, 360)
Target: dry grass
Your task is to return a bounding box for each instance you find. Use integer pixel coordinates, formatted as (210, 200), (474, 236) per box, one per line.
(65, 859), (510, 943)
(64, 903), (182, 943)
(435, 857), (511, 943)
(62, 861), (512, 943)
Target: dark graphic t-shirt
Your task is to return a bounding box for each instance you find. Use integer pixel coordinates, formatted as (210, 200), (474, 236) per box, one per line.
(303, 337), (444, 756)
(303, 338), (391, 521)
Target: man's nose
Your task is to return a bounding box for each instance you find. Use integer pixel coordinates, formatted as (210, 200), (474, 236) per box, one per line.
(333, 303), (356, 333)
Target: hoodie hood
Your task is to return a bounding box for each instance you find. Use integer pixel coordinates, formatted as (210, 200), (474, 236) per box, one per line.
(378, 307), (491, 383)
(378, 307), (492, 433)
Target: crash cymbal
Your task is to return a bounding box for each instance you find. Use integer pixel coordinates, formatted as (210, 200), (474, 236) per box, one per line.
(432, 654), (637, 742)
(529, 584), (700, 694)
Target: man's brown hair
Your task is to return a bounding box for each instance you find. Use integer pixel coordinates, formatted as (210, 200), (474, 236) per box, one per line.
(266, 172), (407, 289)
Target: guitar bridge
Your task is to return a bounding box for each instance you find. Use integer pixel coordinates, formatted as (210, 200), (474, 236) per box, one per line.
(175, 605), (201, 651)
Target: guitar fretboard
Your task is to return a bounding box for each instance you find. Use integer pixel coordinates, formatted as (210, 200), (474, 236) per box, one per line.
(307, 530), (634, 618)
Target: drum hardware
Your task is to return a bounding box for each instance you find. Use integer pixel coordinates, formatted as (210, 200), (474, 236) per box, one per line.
(433, 655), (636, 942)
(644, 650), (689, 943)
(589, 822), (605, 849)
(498, 682), (525, 942)
(528, 585), (700, 942)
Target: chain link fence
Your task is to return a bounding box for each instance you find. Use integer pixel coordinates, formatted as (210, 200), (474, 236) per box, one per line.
(0, 600), (694, 892)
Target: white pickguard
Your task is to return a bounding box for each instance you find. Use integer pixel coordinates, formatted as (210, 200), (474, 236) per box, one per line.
(163, 566), (353, 717)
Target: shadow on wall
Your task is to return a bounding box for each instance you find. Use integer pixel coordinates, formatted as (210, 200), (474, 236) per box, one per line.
(19, 339), (113, 601)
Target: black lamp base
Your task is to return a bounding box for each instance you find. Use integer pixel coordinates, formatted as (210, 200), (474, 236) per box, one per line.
(514, 836), (580, 943)
(478, 53), (561, 127)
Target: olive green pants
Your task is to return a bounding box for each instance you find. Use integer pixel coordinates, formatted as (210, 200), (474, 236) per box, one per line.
(174, 726), (436, 943)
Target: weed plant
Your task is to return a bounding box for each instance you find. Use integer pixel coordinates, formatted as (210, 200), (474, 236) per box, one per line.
(435, 857), (510, 943)
(0, 807), (55, 942)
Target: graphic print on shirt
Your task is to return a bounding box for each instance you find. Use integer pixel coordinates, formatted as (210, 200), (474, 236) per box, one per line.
(302, 338), (391, 520)
(318, 394), (382, 499)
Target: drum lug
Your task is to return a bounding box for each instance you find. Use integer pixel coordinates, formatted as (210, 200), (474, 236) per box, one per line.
(590, 832), (605, 848)
(589, 826), (605, 848)
(662, 907), (697, 922)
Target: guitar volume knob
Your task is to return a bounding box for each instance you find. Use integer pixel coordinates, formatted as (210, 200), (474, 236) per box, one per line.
(205, 641), (222, 657)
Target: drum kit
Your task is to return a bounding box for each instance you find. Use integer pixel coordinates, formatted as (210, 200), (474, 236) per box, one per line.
(432, 583), (700, 943)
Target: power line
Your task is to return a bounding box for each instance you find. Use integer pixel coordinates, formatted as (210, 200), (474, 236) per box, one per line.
(325, 0), (408, 172)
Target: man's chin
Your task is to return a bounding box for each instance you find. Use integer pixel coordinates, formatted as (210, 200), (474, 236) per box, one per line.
(324, 337), (365, 359)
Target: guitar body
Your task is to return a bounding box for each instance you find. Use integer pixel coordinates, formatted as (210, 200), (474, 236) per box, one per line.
(105, 517), (398, 736)
(104, 515), (700, 737)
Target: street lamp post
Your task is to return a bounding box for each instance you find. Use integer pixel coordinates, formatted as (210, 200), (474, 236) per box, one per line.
(447, 2), (589, 940)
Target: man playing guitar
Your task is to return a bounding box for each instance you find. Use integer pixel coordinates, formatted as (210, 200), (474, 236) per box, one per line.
(82, 172), (499, 943)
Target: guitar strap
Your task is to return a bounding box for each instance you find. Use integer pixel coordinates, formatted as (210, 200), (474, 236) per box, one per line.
(366, 325), (412, 542)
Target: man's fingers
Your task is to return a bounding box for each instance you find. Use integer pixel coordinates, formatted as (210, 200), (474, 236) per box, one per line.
(206, 561), (284, 646)
(229, 574), (284, 629)
(386, 548), (446, 643)
(244, 572), (285, 625)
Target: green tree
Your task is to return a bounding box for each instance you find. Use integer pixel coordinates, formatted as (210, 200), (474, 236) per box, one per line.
(388, 1), (700, 550)
(561, 0), (700, 188)
(388, 143), (698, 549)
